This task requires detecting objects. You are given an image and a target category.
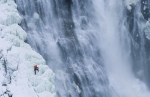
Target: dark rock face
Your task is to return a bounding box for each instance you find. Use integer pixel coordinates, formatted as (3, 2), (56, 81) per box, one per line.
(140, 0), (150, 87)
(141, 0), (150, 20)
(126, 0), (150, 87)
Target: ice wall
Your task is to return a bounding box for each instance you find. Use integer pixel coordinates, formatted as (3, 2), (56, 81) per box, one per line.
(125, 0), (140, 10)
(0, 0), (55, 97)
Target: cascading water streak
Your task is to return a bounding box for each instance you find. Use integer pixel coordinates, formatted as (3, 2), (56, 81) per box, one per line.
(93, 0), (150, 97)
(15, 0), (150, 97)
(16, 0), (112, 97)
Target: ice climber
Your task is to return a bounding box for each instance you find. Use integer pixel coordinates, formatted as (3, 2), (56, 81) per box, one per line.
(34, 65), (39, 75)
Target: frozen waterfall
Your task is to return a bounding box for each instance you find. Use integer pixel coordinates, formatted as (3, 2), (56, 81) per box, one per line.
(15, 0), (150, 97)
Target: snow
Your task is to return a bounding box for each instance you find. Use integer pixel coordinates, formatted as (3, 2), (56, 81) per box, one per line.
(144, 19), (150, 39)
(2, 24), (27, 41)
(0, 0), (56, 97)
(0, 1), (21, 26)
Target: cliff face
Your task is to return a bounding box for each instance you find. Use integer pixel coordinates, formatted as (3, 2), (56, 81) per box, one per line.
(1, 0), (150, 97)
(0, 0), (55, 97)
(125, 0), (150, 88)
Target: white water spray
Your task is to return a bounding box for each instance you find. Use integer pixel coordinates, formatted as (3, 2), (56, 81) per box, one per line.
(93, 0), (150, 97)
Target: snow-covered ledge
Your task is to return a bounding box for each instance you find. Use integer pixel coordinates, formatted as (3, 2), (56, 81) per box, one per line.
(0, 0), (56, 97)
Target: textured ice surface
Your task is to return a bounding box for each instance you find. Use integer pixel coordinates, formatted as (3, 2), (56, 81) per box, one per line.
(0, 0), (55, 97)
(144, 19), (150, 39)
(125, 0), (139, 10)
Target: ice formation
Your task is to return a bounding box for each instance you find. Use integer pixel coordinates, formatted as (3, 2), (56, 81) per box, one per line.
(144, 19), (150, 40)
(0, 0), (56, 97)
(125, 0), (140, 10)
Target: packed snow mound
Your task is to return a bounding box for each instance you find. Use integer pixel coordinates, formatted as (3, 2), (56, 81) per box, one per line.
(0, 0), (56, 97)
(0, 1), (21, 26)
(2, 24), (27, 40)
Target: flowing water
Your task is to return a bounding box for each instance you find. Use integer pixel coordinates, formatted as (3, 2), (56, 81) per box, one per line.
(16, 0), (150, 97)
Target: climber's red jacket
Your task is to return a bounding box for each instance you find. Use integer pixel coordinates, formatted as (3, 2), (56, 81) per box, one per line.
(34, 65), (38, 69)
